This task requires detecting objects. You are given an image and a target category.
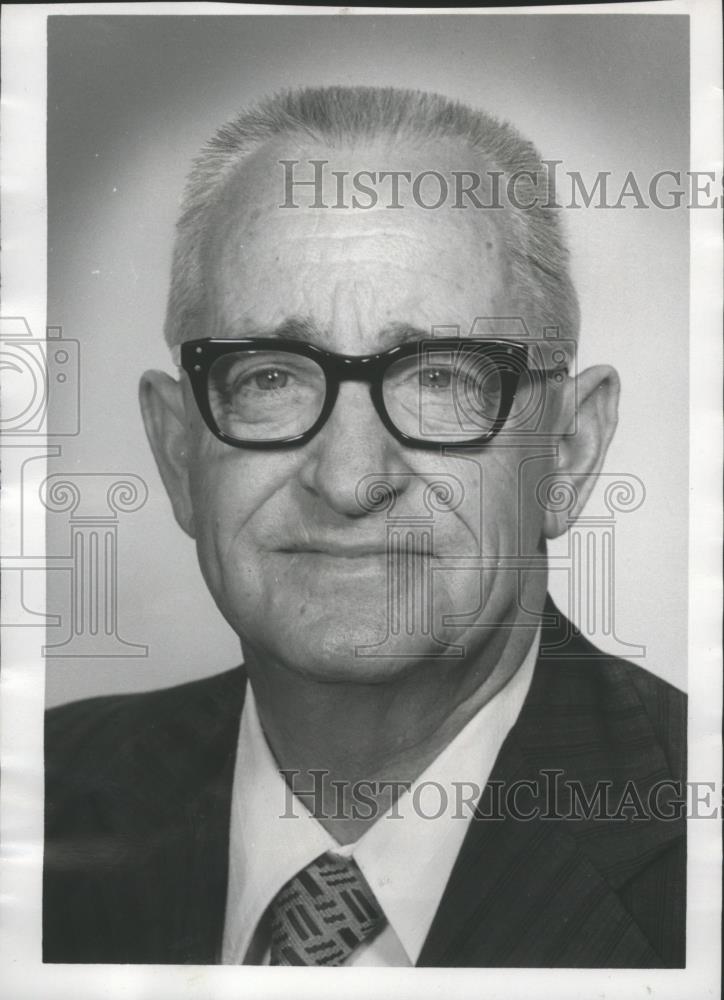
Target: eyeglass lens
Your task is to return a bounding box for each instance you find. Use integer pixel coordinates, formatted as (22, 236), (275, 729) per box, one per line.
(208, 350), (327, 441)
(382, 346), (503, 441)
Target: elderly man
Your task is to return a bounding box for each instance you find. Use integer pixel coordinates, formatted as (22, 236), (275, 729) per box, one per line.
(44, 87), (685, 967)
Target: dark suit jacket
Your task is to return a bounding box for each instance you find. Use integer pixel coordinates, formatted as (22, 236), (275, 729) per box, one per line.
(43, 601), (686, 966)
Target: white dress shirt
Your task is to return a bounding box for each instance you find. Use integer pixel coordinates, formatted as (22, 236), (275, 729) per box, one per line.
(222, 631), (539, 966)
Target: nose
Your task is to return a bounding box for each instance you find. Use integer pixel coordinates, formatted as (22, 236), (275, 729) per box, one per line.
(297, 381), (412, 517)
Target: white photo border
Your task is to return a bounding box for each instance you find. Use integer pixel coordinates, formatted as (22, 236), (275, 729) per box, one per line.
(1, 3), (721, 999)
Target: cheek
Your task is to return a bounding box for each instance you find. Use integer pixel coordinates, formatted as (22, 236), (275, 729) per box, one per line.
(447, 453), (522, 554)
(186, 457), (277, 626)
(484, 458), (520, 551)
(445, 450), (548, 571)
(185, 439), (302, 570)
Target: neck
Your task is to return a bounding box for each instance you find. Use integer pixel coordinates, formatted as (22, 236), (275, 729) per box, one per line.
(244, 578), (546, 844)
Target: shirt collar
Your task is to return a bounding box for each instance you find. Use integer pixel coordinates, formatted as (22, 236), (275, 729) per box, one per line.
(222, 628), (539, 965)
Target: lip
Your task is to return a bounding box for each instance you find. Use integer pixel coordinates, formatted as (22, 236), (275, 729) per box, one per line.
(279, 543), (389, 559)
(277, 541), (434, 559)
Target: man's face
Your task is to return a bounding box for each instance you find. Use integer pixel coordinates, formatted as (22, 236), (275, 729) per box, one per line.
(164, 134), (559, 680)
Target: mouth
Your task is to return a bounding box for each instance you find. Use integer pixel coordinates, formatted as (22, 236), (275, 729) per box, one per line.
(277, 540), (434, 560)
(278, 543), (389, 559)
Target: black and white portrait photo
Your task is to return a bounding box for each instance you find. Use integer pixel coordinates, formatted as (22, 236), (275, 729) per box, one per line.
(0, 6), (721, 1000)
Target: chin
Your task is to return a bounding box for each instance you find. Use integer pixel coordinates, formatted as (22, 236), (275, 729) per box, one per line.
(219, 568), (482, 679)
(258, 606), (462, 684)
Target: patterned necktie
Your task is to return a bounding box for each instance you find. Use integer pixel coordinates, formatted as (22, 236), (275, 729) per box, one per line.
(268, 851), (386, 966)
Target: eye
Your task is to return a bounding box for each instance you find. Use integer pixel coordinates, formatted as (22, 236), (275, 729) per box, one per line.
(252, 368), (289, 391)
(419, 367), (452, 390)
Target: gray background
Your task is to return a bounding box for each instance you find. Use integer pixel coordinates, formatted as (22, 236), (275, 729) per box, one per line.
(45, 13), (689, 706)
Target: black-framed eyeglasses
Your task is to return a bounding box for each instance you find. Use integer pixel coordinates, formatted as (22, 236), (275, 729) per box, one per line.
(178, 337), (568, 450)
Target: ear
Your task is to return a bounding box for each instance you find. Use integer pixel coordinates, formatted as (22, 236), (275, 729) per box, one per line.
(543, 364), (620, 539)
(139, 370), (196, 538)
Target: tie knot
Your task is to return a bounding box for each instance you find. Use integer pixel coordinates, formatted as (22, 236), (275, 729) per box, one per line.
(269, 851), (386, 966)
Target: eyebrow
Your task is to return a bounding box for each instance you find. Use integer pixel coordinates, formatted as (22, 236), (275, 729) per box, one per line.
(377, 322), (431, 345)
(252, 318), (430, 346)
(172, 317), (417, 364)
(212, 317), (432, 349)
(256, 317), (320, 342)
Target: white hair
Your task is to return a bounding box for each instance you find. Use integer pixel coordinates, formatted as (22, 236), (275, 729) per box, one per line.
(164, 85), (579, 348)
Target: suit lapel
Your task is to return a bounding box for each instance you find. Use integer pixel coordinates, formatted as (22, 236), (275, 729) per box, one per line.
(418, 604), (685, 967)
(90, 669), (247, 963)
(417, 739), (666, 966)
(154, 670), (247, 963)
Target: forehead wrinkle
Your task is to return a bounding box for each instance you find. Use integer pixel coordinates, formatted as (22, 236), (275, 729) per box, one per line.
(242, 219), (506, 269)
(203, 154), (519, 350)
(211, 154), (511, 268)
(211, 275), (512, 347)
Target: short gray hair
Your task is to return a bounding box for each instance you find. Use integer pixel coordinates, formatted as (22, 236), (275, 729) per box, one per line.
(164, 85), (579, 348)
